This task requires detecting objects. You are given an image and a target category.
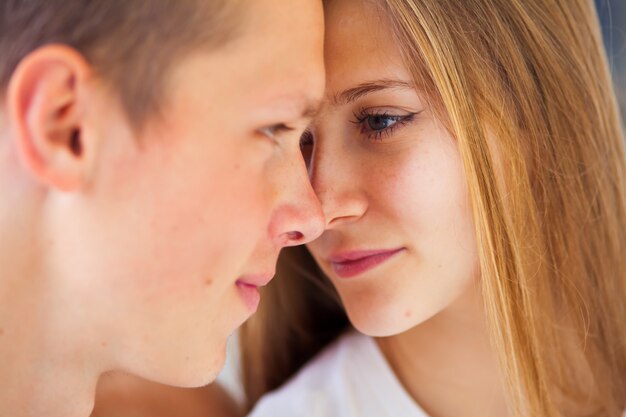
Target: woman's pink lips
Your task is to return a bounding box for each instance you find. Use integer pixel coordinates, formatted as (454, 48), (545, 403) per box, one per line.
(329, 248), (405, 278)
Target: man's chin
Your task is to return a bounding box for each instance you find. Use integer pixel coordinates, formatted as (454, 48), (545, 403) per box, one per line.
(181, 349), (228, 388)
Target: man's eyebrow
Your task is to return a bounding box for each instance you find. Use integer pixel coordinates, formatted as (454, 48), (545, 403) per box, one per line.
(300, 99), (322, 119)
(267, 95), (321, 120)
(332, 79), (414, 106)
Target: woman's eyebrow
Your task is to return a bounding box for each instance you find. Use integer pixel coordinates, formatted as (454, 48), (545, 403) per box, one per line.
(331, 79), (413, 105)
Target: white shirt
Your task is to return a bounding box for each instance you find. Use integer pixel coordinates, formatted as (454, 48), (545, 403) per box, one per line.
(248, 330), (429, 417)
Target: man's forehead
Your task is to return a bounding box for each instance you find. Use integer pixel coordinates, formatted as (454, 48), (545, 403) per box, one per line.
(259, 93), (322, 119)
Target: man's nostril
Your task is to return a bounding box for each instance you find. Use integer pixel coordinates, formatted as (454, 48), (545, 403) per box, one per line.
(287, 231), (304, 241)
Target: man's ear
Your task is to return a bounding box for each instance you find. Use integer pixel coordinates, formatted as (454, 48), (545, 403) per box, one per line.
(6, 44), (94, 192)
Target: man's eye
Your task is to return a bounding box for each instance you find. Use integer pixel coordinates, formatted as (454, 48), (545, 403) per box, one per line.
(259, 124), (294, 139)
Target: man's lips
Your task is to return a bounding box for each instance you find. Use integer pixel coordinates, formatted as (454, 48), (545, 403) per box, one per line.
(236, 273), (274, 288)
(235, 272), (274, 311)
(328, 248), (406, 278)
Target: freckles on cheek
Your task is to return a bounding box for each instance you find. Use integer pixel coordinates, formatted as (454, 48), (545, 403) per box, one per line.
(387, 145), (465, 220)
(377, 158), (425, 214)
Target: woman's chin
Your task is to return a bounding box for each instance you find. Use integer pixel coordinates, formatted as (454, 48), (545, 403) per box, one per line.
(344, 303), (422, 338)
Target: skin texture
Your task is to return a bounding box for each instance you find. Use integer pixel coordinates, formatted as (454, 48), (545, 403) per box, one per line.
(91, 373), (241, 417)
(0, 0), (325, 416)
(303, 0), (512, 416)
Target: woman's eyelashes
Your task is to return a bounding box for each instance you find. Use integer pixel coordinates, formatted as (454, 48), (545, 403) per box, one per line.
(298, 108), (420, 164)
(352, 108), (419, 141)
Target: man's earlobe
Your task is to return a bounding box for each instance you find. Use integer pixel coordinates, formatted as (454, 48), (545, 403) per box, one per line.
(6, 45), (92, 192)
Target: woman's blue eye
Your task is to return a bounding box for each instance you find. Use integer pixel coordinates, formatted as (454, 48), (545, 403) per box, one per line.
(352, 110), (418, 140)
(366, 115), (401, 131)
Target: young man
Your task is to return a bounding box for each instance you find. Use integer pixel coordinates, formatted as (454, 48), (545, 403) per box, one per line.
(0, 1), (325, 416)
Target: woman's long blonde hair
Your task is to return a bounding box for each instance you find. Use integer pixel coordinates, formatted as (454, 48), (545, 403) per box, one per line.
(241, 0), (626, 416)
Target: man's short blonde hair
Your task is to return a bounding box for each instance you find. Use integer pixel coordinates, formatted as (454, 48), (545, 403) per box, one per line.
(0, 0), (241, 127)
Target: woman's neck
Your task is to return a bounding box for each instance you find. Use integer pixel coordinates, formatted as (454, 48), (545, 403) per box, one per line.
(376, 282), (513, 417)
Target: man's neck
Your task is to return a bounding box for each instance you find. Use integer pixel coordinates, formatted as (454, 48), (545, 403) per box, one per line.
(0, 277), (100, 417)
(0, 336), (98, 417)
(0, 186), (100, 417)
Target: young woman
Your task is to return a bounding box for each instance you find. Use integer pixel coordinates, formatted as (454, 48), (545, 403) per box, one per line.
(242, 0), (626, 416)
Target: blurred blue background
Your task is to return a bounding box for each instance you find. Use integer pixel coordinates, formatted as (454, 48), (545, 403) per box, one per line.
(596, 0), (626, 123)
